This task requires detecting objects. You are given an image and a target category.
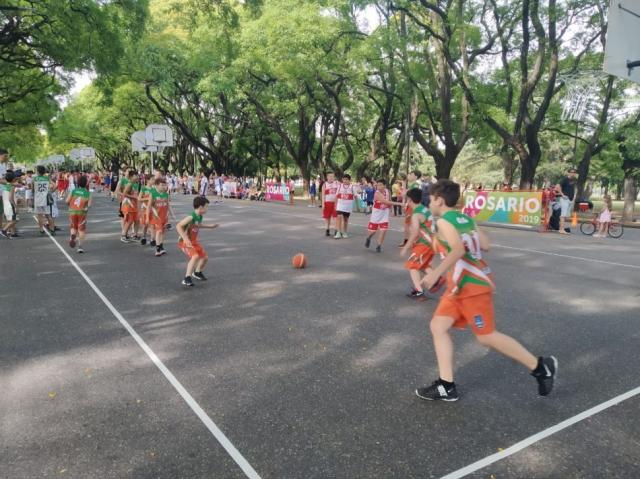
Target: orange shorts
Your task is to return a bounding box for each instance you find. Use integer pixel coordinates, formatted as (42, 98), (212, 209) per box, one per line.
(434, 292), (495, 336)
(123, 211), (138, 223)
(150, 218), (167, 230)
(179, 240), (208, 259)
(69, 214), (87, 233)
(404, 243), (434, 270)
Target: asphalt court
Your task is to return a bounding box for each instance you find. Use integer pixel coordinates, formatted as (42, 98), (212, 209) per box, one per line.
(2, 194), (639, 478)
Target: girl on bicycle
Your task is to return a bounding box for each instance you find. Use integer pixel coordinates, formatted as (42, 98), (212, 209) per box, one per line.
(594, 194), (612, 238)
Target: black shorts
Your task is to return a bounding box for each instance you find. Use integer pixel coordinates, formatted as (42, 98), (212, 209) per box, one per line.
(366, 201), (374, 206)
(337, 211), (351, 218)
(110, 182), (118, 193)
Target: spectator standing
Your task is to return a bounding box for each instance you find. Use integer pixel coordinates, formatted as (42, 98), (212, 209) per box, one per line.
(308, 178), (317, 207)
(556, 167), (578, 234)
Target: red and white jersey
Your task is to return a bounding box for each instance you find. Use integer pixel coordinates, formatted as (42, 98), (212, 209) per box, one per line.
(370, 189), (390, 224)
(336, 183), (354, 213)
(323, 181), (340, 202)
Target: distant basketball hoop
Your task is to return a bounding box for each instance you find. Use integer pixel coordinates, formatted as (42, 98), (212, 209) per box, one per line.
(559, 72), (609, 122)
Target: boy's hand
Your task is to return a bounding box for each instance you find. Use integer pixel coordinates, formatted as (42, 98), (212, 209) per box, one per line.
(183, 238), (192, 248)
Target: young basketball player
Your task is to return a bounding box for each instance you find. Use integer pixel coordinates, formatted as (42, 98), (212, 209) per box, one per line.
(399, 170), (422, 247)
(416, 180), (557, 401)
(148, 177), (176, 256)
(176, 196), (219, 286)
(66, 175), (92, 253)
(364, 179), (402, 252)
(321, 172), (340, 237)
(334, 174), (354, 239)
(138, 177), (154, 245)
(400, 188), (444, 301)
(120, 170), (140, 243)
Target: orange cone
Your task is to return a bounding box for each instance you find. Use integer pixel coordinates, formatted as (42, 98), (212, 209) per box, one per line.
(571, 212), (578, 227)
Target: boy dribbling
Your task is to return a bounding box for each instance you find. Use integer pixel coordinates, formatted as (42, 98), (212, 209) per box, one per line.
(147, 177), (175, 256)
(177, 196), (219, 287)
(416, 180), (557, 401)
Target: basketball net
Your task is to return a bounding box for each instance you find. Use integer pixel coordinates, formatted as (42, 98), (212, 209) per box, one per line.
(559, 72), (608, 122)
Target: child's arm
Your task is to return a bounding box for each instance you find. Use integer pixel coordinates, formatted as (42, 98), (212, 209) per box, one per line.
(401, 211), (424, 255)
(477, 226), (490, 251)
(375, 190), (402, 206)
(201, 223), (219, 229)
(176, 215), (193, 247)
(422, 219), (466, 288)
(87, 193), (92, 210)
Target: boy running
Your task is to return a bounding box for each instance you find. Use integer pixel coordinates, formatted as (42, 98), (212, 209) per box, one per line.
(321, 172), (340, 237)
(416, 180), (557, 401)
(400, 188), (444, 301)
(399, 170), (421, 247)
(176, 196), (219, 287)
(147, 178), (176, 256)
(334, 174), (354, 239)
(364, 179), (402, 252)
(66, 175), (91, 253)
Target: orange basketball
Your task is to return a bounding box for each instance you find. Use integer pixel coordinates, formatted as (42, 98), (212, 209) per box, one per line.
(292, 253), (307, 269)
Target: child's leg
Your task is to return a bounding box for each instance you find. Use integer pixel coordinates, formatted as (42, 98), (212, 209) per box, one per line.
(476, 331), (538, 370)
(186, 255), (200, 277)
(410, 269), (423, 292)
(343, 215), (349, 233)
(430, 315), (457, 382)
(78, 230), (86, 247)
(195, 257), (208, 273)
(377, 229), (387, 245)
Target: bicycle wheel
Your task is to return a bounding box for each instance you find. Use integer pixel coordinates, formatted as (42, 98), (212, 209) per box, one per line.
(580, 221), (596, 235)
(607, 223), (624, 238)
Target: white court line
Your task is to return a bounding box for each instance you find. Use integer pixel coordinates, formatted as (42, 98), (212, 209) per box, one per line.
(439, 386), (640, 478)
(35, 216), (261, 479)
(243, 206), (640, 270)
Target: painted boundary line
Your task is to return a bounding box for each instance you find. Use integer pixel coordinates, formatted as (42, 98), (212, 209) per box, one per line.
(35, 217), (261, 479)
(242, 205), (640, 270)
(439, 385), (640, 478)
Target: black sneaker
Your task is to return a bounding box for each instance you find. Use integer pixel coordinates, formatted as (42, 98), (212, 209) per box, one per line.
(69, 234), (76, 249)
(150, 240), (156, 247)
(77, 247), (85, 254)
(120, 235), (130, 243)
(0, 230), (9, 239)
(325, 229), (331, 237)
(398, 239), (408, 248)
(416, 380), (459, 402)
(182, 276), (194, 287)
(140, 238), (147, 246)
(375, 245), (382, 253)
(193, 271), (207, 281)
(365, 237), (371, 248)
(407, 289), (426, 301)
(532, 356), (558, 396)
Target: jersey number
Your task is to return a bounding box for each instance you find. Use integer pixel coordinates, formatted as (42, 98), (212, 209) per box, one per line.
(461, 232), (482, 260)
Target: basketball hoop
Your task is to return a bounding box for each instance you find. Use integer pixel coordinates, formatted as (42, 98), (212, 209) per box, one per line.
(559, 72), (608, 122)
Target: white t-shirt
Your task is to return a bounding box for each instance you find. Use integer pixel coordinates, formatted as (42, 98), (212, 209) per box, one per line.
(199, 176), (209, 196)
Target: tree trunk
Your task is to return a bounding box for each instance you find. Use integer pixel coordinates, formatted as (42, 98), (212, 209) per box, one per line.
(622, 176), (636, 222)
(501, 143), (517, 184)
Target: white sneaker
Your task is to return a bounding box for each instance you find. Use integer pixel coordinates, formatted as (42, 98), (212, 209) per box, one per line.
(342, 233), (349, 239)
(334, 232), (342, 239)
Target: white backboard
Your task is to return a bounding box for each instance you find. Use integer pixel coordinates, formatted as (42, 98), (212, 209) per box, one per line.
(131, 131), (147, 153)
(80, 147), (95, 158)
(145, 124), (174, 147)
(604, 1), (640, 84)
(48, 154), (65, 165)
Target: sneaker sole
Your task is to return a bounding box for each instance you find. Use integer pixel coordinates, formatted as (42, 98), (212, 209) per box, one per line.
(415, 390), (459, 402)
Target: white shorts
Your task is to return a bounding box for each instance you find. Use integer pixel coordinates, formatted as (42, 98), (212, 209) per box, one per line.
(559, 198), (572, 217)
(4, 202), (16, 221)
(36, 205), (52, 216)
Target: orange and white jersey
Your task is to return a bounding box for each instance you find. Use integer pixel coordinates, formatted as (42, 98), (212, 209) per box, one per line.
(336, 183), (354, 213)
(323, 181), (340, 202)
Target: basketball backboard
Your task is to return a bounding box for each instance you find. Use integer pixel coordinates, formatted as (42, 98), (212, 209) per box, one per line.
(604, 1), (640, 84)
(145, 124), (174, 147)
(131, 131), (147, 153)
